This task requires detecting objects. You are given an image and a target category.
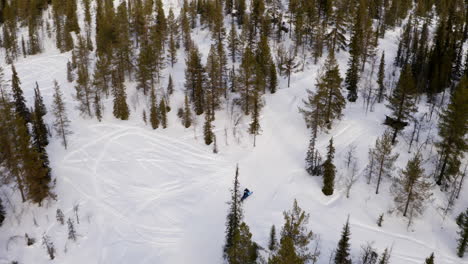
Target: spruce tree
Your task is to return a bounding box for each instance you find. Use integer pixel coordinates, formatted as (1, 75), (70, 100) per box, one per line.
(315, 52), (345, 129)
(369, 130), (399, 194)
(268, 225), (277, 251)
(435, 77), (468, 186)
(52, 80), (72, 149)
(67, 60), (74, 82)
(228, 21), (240, 63)
(322, 137), (336, 196)
(112, 79), (130, 120)
(456, 208), (468, 257)
(334, 218), (352, 264)
(226, 222), (258, 264)
(0, 198), (5, 226)
(224, 165), (243, 257)
(376, 52), (386, 103)
(424, 253), (434, 264)
(185, 46), (205, 115)
(386, 65), (417, 144)
(269, 200), (316, 264)
(11, 65), (30, 123)
(167, 75), (174, 95)
(150, 87), (159, 129)
(391, 153), (432, 224)
(203, 112), (214, 145)
(249, 90), (261, 147)
(182, 93), (192, 128)
(238, 46), (257, 115)
(159, 99), (167, 129)
(378, 248), (391, 264)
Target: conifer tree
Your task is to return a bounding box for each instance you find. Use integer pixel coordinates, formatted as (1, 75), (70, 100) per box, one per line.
(269, 200), (317, 264)
(315, 52), (345, 129)
(435, 77), (468, 186)
(159, 99), (167, 129)
(238, 46), (257, 115)
(376, 52), (386, 103)
(249, 90), (261, 147)
(424, 253), (435, 264)
(112, 78), (130, 120)
(391, 153), (432, 224)
(224, 165), (243, 257)
(11, 65), (30, 123)
(167, 75), (174, 95)
(456, 208), (468, 257)
(67, 60), (74, 82)
(228, 21), (240, 63)
(268, 225), (277, 251)
(52, 81), (72, 149)
(334, 218), (352, 264)
(150, 87), (159, 129)
(322, 137), (336, 196)
(115, 1), (133, 79)
(0, 198), (5, 226)
(269, 64), (278, 94)
(185, 46), (205, 115)
(386, 65), (417, 144)
(326, 6), (347, 54)
(203, 112), (214, 145)
(226, 222), (258, 264)
(182, 93), (192, 128)
(94, 92), (102, 122)
(369, 131), (399, 194)
(136, 33), (154, 95)
(75, 65), (93, 117)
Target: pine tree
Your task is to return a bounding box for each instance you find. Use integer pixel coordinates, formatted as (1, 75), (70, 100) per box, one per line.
(228, 21), (240, 63)
(322, 137), (336, 196)
(226, 222), (258, 264)
(52, 80), (72, 149)
(249, 90), (261, 147)
(315, 52), (345, 129)
(150, 87), (159, 129)
(11, 65), (30, 124)
(456, 208), (468, 257)
(378, 248), (391, 264)
(424, 253), (435, 264)
(167, 75), (174, 95)
(269, 64), (278, 94)
(67, 218), (77, 241)
(376, 52), (386, 103)
(203, 112), (214, 145)
(32, 83), (48, 149)
(0, 198), (5, 226)
(185, 46), (205, 115)
(326, 6), (347, 54)
(391, 153), (432, 224)
(370, 131), (399, 194)
(435, 77), (468, 186)
(334, 218), (352, 264)
(182, 93), (192, 128)
(159, 99), (167, 129)
(75, 65), (93, 117)
(224, 165), (243, 257)
(268, 225), (277, 251)
(269, 200), (316, 264)
(238, 46), (257, 115)
(67, 60), (74, 82)
(386, 65), (417, 144)
(112, 78), (130, 120)
(115, 1), (134, 79)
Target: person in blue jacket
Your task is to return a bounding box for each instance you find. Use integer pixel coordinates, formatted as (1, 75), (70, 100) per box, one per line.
(241, 188), (251, 201)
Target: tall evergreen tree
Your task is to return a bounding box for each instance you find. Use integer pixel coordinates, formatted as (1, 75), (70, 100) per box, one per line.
(0, 198), (5, 226)
(185, 46), (205, 115)
(268, 225), (278, 251)
(52, 81), (71, 149)
(369, 131), (399, 194)
(456, 208), (468, 257)
(391, 154), (432, 224)
(112, 78), (130, 120)
(149, 87), (159, 129)
(159, 99), (167, 129)
(182, 93), (192, 128)
(334, 218), (352, 264)
(322, 137), (336, 196)
(424, 253), (435, 264)
(435, 77), (468, 186)
(224, 165), (243, 257)
(11, 65), (30, 123)
(315, 52), (345, 129)
(249, 90), (261, 147)
(269, 200), (316, 264)
(203, 111), (214, 145)
(376, 52), (386, 103)
(226, 222), (258, 264)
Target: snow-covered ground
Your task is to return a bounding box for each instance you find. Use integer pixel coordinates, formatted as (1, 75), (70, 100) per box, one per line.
(1, 5), (467, 264)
